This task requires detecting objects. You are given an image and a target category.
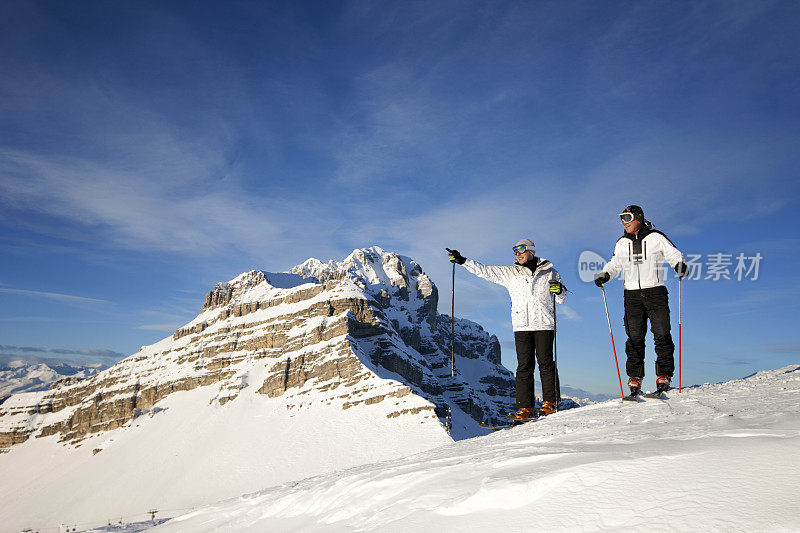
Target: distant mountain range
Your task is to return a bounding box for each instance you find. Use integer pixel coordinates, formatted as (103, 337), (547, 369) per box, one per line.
(0, 355), (108, 399)
(559, 385), (616, 403)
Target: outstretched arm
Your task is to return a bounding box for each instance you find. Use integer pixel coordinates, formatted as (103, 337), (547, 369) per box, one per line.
(463, 259), (515, 287)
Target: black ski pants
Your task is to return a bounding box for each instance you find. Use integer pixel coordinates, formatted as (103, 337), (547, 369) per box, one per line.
(514, 330), (559, 408)
(624, 286), (675, 379)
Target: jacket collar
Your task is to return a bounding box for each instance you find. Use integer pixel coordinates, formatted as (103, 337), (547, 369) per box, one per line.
(622, 225), (652, 242)
(515, 257), (551, 276)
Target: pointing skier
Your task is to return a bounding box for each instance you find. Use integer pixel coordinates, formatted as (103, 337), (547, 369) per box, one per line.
(593, 205), (688, 396)
(447, 239), (566, 420)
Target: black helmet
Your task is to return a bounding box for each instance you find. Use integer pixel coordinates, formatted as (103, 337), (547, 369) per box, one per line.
(620, 205), (645, 223)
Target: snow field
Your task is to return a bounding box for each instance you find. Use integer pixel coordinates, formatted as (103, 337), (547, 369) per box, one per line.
(156, 366), (800, 532)
(0, 353), (451, 532)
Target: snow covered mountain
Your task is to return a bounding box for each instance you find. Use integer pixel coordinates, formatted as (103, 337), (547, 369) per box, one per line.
(0, 247), (515, 531)
(0, 355), (107, 398)
(157, 365), (800, 532)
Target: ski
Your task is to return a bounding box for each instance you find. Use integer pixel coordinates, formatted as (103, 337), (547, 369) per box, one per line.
(507, 411), (535, 421)
(480, 418), (538, 430)
(643, 390), (668, 399)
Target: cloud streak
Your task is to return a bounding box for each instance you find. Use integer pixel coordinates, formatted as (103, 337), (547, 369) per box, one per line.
(0, 287), (107, 304)
(0, 1), (796, 277)
(0, 148), (283, 255)
(0, 345), (125, 359)
(757, 344), (800, 354)
(136, 324), (181, 332)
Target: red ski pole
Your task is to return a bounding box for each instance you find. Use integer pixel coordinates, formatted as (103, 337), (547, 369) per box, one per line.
(602, 285), (625, 398)
(678, 276), (682, 393)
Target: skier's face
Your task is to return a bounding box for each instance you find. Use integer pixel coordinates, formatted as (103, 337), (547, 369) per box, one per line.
(621, 218), (642, 234)
(515, 250), (533, 264)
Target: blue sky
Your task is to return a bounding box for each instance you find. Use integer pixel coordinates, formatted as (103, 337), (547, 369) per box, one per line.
(1, 1), (798, 394)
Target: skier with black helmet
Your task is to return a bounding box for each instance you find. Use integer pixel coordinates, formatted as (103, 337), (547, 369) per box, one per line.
(593, 205), (688, 396)
(447, 239), (566, 420)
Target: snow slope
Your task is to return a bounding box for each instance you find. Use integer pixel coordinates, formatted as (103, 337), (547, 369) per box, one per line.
(156, 365), (800, 532)
(2, 366), (451, 533)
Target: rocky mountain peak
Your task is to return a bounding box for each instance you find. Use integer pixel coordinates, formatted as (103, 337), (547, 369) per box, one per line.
(203, 270), (268, 309)
(291, 246), (438, 321)
(292, 246), (420, 290)
(0, 246), (516, 528)
(1, 247), (513, 455)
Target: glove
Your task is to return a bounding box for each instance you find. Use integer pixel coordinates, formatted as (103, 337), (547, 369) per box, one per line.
(594, 272), (611, 287)
(446, 248), (466, 265)
(674, 261), (689, 278)
(549, 280), (564, 295)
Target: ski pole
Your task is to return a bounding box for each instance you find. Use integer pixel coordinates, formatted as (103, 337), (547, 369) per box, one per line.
(602, 285), (625, 398)
(552, 292), (559, 406)
(451, 260), (456, 377)
(678, 276), (682, 393)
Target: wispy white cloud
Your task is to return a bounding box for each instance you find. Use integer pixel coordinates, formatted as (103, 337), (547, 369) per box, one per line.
(757, 344), (800, 354)
(559, 305), (582, 321)
(736, 238), (800, 256)
(0, 316), (60, 322)
(0, 6), (321, 268)
(0, 148), (316, 262)
(0, 345), (124, 359)
(700, 357), (755, 367)
(0, 1), (794, 283)
(136, 324), (181, 332)
(587, 0), (782, 103)
(330, 4), (568, 189)
(376, 132), (795, 278)
(712, 286), (800, 309)
(50, 348), (124, 358)
(0, 287), (108, 304)
(0, 345), (44, 353)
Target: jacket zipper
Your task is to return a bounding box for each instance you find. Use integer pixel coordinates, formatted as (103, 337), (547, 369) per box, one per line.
(642, 239), (647, 288)
(628, 241), (642, 289)
(519, 264), (556, 328)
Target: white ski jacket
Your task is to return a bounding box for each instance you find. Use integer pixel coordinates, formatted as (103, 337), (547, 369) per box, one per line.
(463, 258), (566, 332)
(600, 228), (684, 291)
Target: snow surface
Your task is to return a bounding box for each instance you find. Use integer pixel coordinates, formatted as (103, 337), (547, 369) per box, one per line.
(154, 365), (800, 532)
(0, 360), (451, 533)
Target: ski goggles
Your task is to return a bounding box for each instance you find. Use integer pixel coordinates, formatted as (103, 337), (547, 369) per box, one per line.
(512, 244), (530, 255)
(619, 212), (639, 223)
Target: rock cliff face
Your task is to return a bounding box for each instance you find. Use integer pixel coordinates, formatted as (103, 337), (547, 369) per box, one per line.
(0, 247), (513, 453)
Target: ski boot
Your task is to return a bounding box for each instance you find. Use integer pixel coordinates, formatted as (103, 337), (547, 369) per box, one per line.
(656, 375), (671, 393)
(538, 401), (557, 416)
(627, 376), (642, 397)
(511, 407), (536, 421)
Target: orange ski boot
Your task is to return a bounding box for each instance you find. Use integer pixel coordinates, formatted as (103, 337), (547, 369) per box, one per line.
(512, 407), (536, 421)
(538, 401), (557, 416)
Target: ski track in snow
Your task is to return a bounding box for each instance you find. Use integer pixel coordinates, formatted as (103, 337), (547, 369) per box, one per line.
(153, 366), (800, 532)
